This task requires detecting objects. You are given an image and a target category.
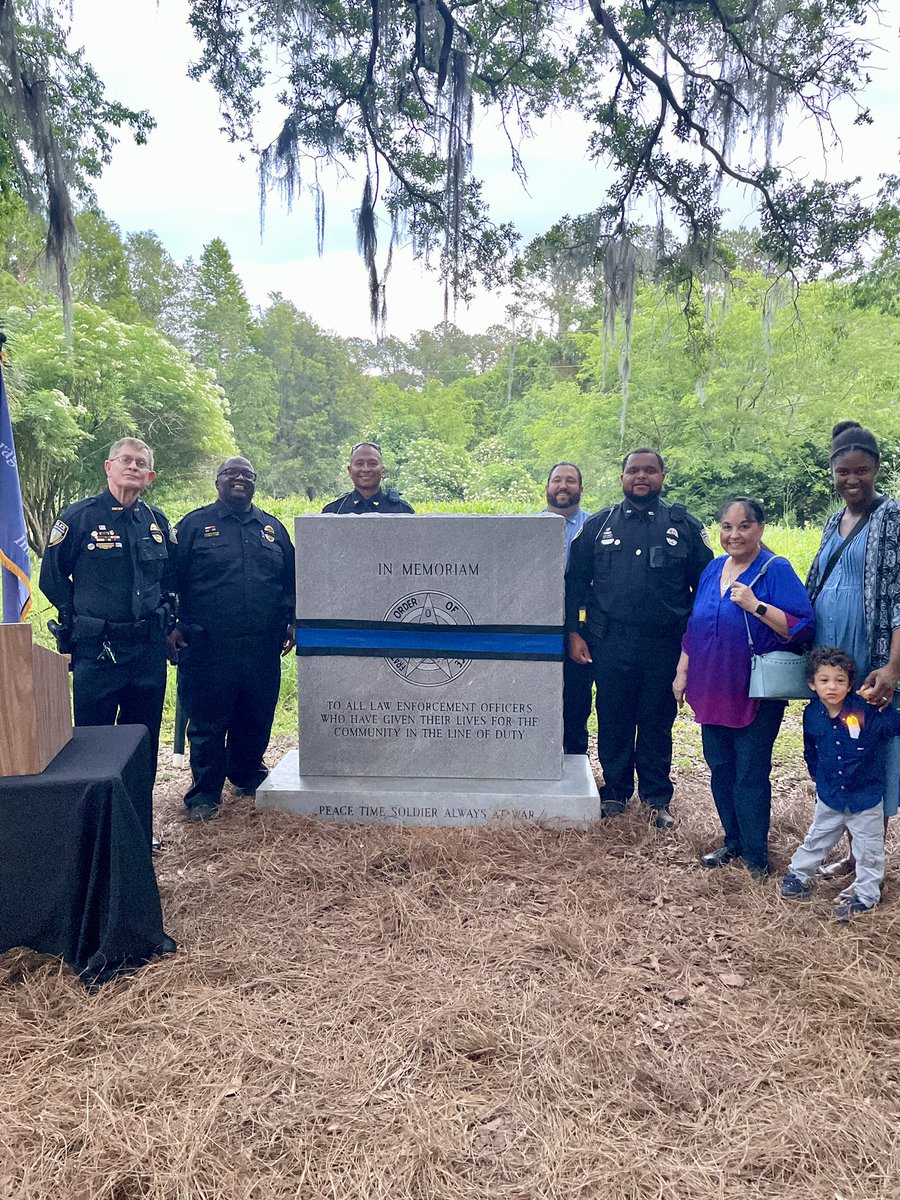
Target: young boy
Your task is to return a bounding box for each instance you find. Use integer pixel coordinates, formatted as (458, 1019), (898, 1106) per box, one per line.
(779, 646), (900, 921)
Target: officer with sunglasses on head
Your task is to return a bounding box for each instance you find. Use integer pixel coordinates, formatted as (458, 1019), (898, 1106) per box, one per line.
(168, 456), (295, 823)
(40, 437), (176, 789)
(322, 442), (415, 514)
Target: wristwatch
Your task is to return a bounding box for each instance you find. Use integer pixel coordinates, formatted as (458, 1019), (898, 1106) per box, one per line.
(755, 603), (768, 616)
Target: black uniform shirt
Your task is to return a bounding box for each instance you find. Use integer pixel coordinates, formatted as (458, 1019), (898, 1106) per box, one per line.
(174, 500), (295, 638)
(321, 488), (415, 514)
(39, 488), (175, 625)
(565, 499), (712, 637)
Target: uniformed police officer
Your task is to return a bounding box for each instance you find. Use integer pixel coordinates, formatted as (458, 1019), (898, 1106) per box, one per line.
(565, 449), (712, 826)
(39, 437), (175, 783)
(321, 442), (415, 513)
(169, 456), (295, 822)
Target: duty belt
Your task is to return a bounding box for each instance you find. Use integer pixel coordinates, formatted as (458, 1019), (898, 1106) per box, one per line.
(72, 615), (159, 641)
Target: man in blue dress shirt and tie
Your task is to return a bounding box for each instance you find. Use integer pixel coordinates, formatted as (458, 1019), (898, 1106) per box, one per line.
(544, 463), (592, 755)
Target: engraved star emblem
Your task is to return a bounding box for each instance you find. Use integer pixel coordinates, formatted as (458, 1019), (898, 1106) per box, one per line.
(403, 593), (455, 677)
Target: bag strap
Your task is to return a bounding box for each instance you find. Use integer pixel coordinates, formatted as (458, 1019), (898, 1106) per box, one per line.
(808, 495), (886, 604)
(741, 554), (782, 651)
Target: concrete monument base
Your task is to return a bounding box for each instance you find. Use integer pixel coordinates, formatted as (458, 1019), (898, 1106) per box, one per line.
(256, 751), (600, 828)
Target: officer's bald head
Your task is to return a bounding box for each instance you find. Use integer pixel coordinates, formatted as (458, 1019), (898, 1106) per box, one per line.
(216, 456), (257, 509)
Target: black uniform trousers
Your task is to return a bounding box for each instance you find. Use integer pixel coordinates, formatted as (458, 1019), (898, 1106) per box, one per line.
(589, 623), (682, 809)
(178, 631), (283, 808)
(72, 633), (168, 785)
(563, 657), (594, 755)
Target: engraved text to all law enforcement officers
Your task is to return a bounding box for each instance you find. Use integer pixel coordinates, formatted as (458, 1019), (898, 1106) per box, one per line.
(39, 437), (175, 786)
(168, 456), (296, 823)
(321, 442), (415, 514)
(565, 449), (712, 827)
(543, 462), (593, 755)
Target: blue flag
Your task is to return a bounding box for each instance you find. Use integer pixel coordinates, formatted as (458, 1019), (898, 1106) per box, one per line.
(0, 357), (32, 622)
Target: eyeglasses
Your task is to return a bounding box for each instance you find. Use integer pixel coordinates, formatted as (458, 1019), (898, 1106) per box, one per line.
(112, 455), (151, 470)
(350, 442), (381, 456)
(218, 467), (258, 481)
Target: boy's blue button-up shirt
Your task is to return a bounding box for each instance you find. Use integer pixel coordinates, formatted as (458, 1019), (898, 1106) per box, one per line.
(803, 697), (900, 812)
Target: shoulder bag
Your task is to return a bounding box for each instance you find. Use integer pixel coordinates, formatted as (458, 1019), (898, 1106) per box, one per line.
(743, 556), (809, 700)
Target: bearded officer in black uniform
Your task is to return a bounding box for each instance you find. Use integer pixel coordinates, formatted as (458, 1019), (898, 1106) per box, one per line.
(39, 437), (175, 782)
(565, 449), (712, 827)
(322, 442), (415, 513)
(169, 456), (295, 822)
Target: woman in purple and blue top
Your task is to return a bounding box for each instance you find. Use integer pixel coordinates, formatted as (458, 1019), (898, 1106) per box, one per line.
(672, 498), (814, 876)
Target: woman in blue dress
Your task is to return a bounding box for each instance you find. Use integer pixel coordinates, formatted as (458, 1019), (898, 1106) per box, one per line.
(806, 421), (900, 877)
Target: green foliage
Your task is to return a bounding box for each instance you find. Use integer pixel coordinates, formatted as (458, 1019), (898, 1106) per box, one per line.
(395, 438), (472, 503)
(125, 231), (183, 327)
(558, 272), (900, 523)
(6, 301), (235, 549)
(256, 297), (374, 496)
(190, 238), (252, 367)
(219, 349), (280, 473)
(371, 377), (476, 463)
(70, 210), (141, 321)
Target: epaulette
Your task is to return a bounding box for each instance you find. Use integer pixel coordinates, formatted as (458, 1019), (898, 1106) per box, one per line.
(58, 494), (100, 519)
(668, 503), (687, 520)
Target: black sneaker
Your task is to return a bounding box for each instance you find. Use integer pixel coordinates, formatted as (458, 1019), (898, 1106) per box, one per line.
(652, 806), (676, 830)
(745, 862), (770, 880)
(189, 803), (219, 824)
(779, 871), (812, 900)
(700, 846), (741, 869)
(600, 799), (627, 819)
(833, 895), (874, 923)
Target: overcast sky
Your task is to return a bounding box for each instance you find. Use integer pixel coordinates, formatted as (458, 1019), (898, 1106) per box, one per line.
(68, 0), (899, 339)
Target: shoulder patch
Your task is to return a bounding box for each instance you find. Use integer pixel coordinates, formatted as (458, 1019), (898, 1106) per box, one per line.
(700, 527), (711, 548)
(48, 520), (68, 547)
(169, 526), (178, 544)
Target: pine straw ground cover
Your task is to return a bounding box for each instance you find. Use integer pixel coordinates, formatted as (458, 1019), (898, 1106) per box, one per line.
(3, 718), (900, 1200)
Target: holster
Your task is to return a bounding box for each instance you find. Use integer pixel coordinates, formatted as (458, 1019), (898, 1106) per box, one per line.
(47, 619), (74, 659)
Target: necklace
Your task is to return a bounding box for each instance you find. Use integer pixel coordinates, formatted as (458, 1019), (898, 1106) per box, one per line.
(720, 558), (744, 594)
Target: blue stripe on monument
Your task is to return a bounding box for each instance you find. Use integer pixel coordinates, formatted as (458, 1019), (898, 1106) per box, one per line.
(294, 627), (563, 657)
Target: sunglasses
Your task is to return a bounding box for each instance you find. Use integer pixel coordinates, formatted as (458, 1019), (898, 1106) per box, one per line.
(350, 442), (382, 456)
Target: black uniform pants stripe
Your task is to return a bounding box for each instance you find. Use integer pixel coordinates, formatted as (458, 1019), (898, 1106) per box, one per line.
(178, 633), (283, 807)
(72, 638), (167, 788)
(589, 628), (682, 807)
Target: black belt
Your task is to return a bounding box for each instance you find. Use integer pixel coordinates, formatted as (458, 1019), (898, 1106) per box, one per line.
(73, 615), (159, 641)
(106, 618), (157, 638)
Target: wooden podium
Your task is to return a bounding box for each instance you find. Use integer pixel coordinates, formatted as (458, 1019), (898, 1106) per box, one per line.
(0, 623), (73, 776)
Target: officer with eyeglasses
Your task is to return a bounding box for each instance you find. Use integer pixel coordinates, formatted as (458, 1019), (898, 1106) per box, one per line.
(39, 437), (176, 787)
(322, 442), (415, 514)
(168, 456), (295, 822)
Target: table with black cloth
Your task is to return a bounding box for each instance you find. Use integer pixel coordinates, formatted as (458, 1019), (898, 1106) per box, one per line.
(0, 725), (175, 986)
